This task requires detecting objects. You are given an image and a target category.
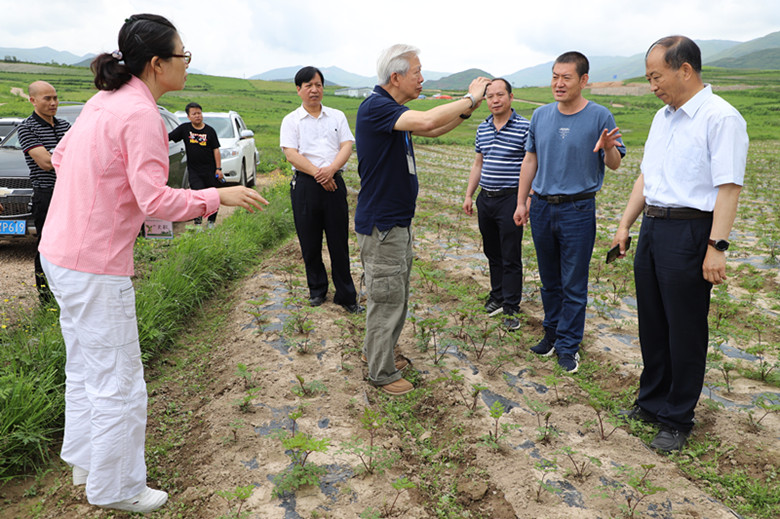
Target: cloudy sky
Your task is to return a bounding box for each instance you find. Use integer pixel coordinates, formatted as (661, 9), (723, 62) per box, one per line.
(4, 0), (779, 79)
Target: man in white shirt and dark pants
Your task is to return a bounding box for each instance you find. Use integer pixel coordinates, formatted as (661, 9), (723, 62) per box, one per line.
(280, 66), (362, 313)
(612, 35), (748, 452)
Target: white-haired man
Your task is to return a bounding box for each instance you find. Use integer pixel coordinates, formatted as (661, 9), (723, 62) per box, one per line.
(354, 44), (490, 395)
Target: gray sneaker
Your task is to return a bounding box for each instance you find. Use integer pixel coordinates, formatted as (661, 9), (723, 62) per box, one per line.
(503, 316), (521, 330)
(484, 299), (503, 316)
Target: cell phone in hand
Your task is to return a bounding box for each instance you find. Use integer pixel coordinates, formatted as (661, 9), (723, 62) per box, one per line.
(606, 236), (631, 264)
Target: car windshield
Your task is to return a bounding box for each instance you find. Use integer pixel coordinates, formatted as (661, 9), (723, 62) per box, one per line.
(0, 131), (21, 149)
(203, 117), (236, 139)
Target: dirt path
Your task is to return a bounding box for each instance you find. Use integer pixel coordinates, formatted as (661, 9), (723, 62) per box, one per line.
(1, 152), (777, 519)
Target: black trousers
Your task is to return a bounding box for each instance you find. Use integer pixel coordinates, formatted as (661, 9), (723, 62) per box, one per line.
(291, 173), (357, 305)
(32, 187), (54, 302)
(634, 214), (713, 433)
(476, 190), (523, 314)
(189, 170), (220, 223)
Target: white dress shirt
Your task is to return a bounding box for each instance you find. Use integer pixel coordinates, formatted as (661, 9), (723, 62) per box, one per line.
(641, 85), (748, 211)
(279, 105), (354, 169)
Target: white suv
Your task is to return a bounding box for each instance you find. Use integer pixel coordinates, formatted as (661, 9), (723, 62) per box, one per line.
(175, 110), (258, 187)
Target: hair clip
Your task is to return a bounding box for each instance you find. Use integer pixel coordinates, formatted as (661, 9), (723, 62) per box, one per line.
(111, 50), (123, 61)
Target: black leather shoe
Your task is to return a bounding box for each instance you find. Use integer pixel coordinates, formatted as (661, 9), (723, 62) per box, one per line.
(340, 303), (364, 314)
(618, 405), (660, 425)
(309, 295), (325, 307)
(650, 427), (688, 453)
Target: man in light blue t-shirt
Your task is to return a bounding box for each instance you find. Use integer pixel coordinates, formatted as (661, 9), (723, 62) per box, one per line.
(513, 51), (625, 373)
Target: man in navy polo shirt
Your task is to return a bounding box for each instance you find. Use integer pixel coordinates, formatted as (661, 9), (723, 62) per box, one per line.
(355, 44), (489, 396)
(463, 78), (529, 329)
(17, 80), (71, 304)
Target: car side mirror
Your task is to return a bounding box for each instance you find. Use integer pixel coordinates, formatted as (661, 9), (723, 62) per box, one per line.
(239, 129), (254, 139)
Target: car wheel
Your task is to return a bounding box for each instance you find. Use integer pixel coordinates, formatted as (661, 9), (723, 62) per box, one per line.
(247, 159), (256, 188)
(240, 162), (247, 186)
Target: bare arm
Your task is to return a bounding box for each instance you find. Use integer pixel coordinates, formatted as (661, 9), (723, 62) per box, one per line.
(213, 148), (224, 181)
(27, 146), (54, 171)
(513, 152), (538, 226)
(462, 153), (483, 216)
(394, 77), (489, 136)
(611, 173), (645, 256)
(593, 127), (623, 171)
(702, 183), (742, 284)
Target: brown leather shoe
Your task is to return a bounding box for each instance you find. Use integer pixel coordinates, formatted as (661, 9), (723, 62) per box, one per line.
(379, 378), (414, 396)
(361, 353), (410, 370)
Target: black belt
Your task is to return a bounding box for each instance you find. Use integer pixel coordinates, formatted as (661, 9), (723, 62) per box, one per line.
(644, 205), (712, 219)
(480, 187), (518, 198)
(536, 191), (596, 204)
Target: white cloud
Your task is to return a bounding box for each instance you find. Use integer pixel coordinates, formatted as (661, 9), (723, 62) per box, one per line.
(3, 0), (779, 78)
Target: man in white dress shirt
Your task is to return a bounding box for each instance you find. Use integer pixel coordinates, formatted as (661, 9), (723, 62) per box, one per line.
(611, 35), (748, 452)
(280, 66), (362, 313)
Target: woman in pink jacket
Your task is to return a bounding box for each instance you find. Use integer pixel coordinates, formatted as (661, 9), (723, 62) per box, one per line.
(39, 14), (267, 513)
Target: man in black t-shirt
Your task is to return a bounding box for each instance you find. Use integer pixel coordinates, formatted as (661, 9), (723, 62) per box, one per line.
(168, 102), (222, 227)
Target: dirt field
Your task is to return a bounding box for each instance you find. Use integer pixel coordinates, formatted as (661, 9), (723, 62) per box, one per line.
(0, 147), (777, 519)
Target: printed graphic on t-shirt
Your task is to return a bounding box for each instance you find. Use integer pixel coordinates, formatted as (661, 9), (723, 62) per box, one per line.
(558, 127), (570, 140)
(188, 132), (209, 146)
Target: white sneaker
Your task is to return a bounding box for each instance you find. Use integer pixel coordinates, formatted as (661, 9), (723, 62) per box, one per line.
(72, 465), (88, 486)
(100, 487), (168, 513)
(207, 221), (215, 229)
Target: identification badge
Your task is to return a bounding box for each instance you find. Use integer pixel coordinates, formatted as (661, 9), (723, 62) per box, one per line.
(404, 132), (416, 175)
(406, 152), (416, 176)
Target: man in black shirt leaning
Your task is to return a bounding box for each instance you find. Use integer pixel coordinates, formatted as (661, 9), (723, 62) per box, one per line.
(18, 80), (71, 304)
(168, 102), (223, 228)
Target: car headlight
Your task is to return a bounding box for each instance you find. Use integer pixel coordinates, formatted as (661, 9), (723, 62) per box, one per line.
(220, 147), (240, 159)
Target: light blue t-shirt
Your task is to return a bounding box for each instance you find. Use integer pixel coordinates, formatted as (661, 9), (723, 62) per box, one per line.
(527, 101), (625, 195)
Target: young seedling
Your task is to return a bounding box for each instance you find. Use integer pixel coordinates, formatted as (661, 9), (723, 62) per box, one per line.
(616, 464), (667, 518)
(481, 400), (521, 449)
(216, 484), (254, 519)
(234, 387), (261, 413)
(224, 419), (244, 444)
(291, 374), (328, 398)
(534, 458), (560, 503)
(339, 407), (399, 476)
(383, 477), (416, 517)
(272, 432), (331, 498)
(544, 373), (562, 403)
(745, 395), (780, 430)
(235, 362), (263, 389)
(246, 295), (271, 332)
(589, 399), (620, 440)
(557, 446), (601, 481)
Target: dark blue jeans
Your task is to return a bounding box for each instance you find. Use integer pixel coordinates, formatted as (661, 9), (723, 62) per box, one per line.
(529, 195), (596, 355)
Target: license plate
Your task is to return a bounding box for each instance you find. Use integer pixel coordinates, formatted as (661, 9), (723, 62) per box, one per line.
(0, 220), (27, 235)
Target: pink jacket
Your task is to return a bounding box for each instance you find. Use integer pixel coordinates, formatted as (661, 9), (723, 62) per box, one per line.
(40, 76), (220, 276)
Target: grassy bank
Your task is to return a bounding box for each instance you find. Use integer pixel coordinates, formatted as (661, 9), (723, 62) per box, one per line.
(0, 179), (294, 481)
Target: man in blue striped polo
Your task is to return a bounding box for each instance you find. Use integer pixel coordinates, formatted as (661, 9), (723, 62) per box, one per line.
(463, 78), (530, 329)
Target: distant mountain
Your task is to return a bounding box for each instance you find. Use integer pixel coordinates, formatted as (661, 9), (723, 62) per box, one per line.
(423, 68), (494, 90)
(0, 46), (93, 66)
(503, 39), (744, 86)
(705, 31), (780, 62)
(709, 48), (780, 70)
(252, 65), (450, 87)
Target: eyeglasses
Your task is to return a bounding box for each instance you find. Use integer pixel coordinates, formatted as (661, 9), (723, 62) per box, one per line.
(169, 51), (191, 65)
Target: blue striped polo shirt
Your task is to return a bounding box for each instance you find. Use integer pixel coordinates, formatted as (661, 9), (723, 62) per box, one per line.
(475, 109), (529, 190)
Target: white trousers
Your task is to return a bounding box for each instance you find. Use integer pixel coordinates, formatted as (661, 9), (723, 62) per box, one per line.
(42, 256), (147, 505)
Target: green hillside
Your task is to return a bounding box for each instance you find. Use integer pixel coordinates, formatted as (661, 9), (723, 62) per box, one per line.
(709, 48), (780, 70)
(422, 68), (494, 91)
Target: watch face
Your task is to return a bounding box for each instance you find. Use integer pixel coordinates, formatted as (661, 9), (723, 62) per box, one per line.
(716, 240), (729, 251)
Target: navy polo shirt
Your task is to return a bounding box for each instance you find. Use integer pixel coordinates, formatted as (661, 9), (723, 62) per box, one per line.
(354, 85), (419, 235)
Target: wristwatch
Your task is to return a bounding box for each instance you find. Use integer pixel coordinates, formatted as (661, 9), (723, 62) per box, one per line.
(463, 93), (476, 109)
(459, 113), (471, 119)
(708, 238), (730, 251)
